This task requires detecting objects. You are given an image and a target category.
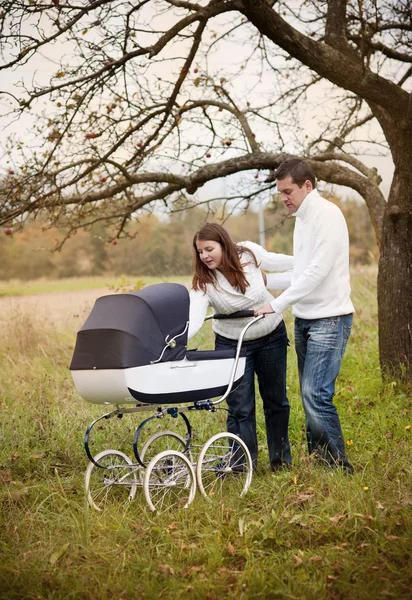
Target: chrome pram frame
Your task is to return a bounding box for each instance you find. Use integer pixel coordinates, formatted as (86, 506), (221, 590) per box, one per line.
(80, 310), (264, 513)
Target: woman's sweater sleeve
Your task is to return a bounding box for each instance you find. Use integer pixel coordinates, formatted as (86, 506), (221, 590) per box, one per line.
(242, 241), (293, 272)
(188, 288), (210, 340)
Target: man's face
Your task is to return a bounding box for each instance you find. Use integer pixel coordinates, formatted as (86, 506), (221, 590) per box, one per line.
(276, 176), (313, 214)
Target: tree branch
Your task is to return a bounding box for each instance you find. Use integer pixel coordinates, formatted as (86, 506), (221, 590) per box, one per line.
(240, 0), (409, 117)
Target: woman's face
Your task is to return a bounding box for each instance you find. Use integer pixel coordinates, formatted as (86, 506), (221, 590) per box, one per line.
(196, 239), (223, 270)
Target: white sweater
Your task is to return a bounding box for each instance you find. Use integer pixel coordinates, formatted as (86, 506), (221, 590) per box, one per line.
(270, 189), (355, 319)
(188, 241), (293, 341)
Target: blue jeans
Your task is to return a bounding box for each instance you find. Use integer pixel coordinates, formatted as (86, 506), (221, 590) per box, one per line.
(294, 314), (353, 468)
(215, 321), (291, 470)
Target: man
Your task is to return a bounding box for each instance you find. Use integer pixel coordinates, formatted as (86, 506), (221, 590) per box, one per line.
(255, 158), (355, 473)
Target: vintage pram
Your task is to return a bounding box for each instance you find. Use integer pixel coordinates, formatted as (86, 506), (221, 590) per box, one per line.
(70, 282), (264, 512)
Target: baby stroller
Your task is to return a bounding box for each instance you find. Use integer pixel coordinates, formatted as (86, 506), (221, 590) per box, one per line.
(70, 282), (263, 512)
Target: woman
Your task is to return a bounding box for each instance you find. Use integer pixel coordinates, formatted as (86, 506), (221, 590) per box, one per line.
(188, 223), (293, 471)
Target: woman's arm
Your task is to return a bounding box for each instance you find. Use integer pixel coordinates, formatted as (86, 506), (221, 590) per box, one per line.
(241, 240), (293, 272)
(266, 270), (293, 291)
(188, 288), (210, 340)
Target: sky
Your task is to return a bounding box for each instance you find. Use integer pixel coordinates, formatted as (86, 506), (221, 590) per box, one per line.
(0, 3), (395, 212)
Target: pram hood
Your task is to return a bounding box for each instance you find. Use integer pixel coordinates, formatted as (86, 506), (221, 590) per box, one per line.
(70, 283), (189, 370)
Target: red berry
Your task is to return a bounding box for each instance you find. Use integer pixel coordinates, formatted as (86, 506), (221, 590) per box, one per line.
(254, 174), (259, 179)
(194, 67), (198, 73)
(85, 132), (97, 139)
(137, 141), (143, 148)
(100, 176), (107, 182)
(112, 239), (118, 245)
(3, 228), (12, 236)
(206, 153), (211, 158)
(67, 133), (73, 138)
(8, 169), (15, 175)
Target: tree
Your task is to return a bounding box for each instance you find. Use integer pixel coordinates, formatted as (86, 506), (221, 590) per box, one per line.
(0, 0), (411, 379)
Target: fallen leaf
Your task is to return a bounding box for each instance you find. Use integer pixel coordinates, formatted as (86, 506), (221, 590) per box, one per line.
(49, 543), (70, 565)
(227, 541), (235, 556)
(0, 469), (12, 483)
(183, 565), (202, 577)
(158, 564), (175, 576)
(329, 514), (345, 525)
(386, 535), (400, 541)
(292, 554), (303, 566)
(310, 555), (323, 563)
(7, 453), (19, 461)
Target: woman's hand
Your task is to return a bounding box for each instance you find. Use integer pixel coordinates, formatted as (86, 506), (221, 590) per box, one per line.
(254, 303), (275, 316)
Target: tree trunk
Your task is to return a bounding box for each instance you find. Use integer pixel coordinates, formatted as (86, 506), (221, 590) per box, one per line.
(378, 165), (412, 381)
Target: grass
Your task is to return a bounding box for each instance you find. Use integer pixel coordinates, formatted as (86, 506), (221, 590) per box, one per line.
(0, 275), (190, 297)
(0, 267), (411, 599)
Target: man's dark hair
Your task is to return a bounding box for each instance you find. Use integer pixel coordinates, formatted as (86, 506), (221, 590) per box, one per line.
(274, 158), (316, 189)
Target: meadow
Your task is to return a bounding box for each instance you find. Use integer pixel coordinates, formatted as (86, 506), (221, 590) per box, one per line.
(0, 267), (411, 599)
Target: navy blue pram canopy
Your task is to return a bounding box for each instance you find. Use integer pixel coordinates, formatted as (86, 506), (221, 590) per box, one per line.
(70, 283), (190, 370)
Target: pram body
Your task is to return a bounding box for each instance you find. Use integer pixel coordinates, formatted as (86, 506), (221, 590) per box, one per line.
(70, 282), (263, 513)
(70, 283), (246, 406)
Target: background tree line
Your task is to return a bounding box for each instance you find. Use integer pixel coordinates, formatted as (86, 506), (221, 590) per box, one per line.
(0, 193), (377, 281)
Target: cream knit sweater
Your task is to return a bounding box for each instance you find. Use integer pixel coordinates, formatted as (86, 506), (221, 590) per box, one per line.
(188, 241), (293, 341)
(270, 189), (355, 319)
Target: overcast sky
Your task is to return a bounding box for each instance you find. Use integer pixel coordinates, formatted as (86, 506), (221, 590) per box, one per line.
(0, 7), (395, 205)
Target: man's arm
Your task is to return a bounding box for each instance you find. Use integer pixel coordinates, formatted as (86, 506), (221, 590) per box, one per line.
(242, 240), (294, 272)
(255, 208), (346, 315)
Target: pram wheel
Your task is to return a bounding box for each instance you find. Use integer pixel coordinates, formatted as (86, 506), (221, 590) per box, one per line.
(143, 450), (196, 513)
(196, 433), (253, 500)
(85, 450), (138, 512)
(139, 431), (192, 471)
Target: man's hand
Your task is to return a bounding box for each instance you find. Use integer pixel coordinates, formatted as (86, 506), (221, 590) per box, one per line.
(254, 303), (275, 316)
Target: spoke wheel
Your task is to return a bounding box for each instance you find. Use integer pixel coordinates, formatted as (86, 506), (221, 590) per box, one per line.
(139, 430), (192, 465)
(196, 433), (253, 500)
(85, 450), (138, 512)
(143, 450), (196, 513)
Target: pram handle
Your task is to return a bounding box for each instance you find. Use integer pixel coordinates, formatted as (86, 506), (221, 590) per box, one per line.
(210, 314), (265, 406)
(212, 310), (256, 319)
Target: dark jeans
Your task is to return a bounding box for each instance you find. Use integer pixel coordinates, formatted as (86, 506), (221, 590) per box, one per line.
(215, 321), (291, 470)
(294, 314), (353, 468)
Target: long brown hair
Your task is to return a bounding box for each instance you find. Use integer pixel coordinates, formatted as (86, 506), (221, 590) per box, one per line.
(192, 222), (258, 294)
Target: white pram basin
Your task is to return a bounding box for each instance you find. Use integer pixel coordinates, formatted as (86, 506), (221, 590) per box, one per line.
(72, 350), (246, 405)
(70, 283), (246, 406)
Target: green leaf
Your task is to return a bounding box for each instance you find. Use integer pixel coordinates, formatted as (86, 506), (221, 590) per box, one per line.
(49, 543), (70, 565)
